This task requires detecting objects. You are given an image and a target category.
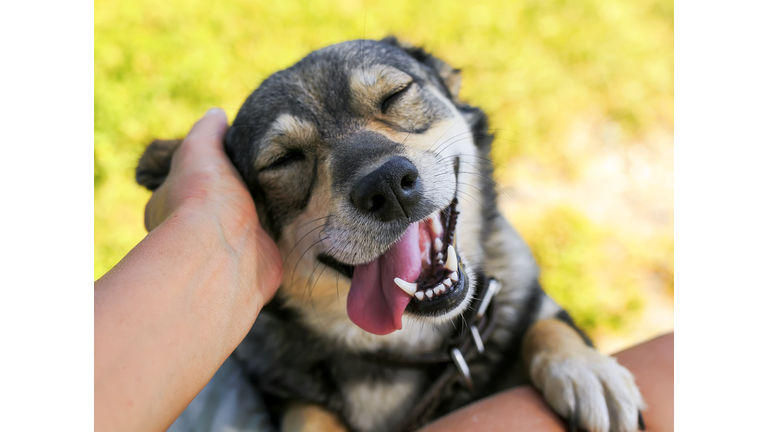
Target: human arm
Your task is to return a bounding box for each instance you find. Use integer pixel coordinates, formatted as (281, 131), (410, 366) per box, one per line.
(94, 109), (283, 432)
(419, 333), (673, 432)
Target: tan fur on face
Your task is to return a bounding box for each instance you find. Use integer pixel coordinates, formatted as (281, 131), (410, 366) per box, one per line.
(275, 156), (335, 301)
(273, 114), (319, 142)
(254, 114), (319, 169)
(363, 119), (404, 142)
(349, 65), (413, 115)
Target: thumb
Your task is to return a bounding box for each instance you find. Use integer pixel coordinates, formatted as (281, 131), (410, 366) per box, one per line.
(171, 108), (230, 168)
(189, 107), (228, 145)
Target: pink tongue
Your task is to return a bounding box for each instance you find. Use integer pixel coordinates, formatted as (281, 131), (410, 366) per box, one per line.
(347, 223), (422, 335)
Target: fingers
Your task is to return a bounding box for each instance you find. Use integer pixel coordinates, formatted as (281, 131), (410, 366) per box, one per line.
(170, 108), (229, 170)
(144, 108), (232, 231)
(186, 108), (229, 150)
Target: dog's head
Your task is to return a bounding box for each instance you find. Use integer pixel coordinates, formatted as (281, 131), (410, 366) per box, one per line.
(225, 38), (495, 338)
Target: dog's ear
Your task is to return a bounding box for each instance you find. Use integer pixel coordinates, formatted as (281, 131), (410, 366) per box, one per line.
(381, 36), (462, 99)
(136, 139), (182, 190)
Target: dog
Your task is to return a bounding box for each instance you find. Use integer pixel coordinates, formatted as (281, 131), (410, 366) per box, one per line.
(137, 37), (646, 432)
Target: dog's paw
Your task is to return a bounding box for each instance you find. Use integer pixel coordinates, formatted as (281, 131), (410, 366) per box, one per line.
(529, 347), (646, 432)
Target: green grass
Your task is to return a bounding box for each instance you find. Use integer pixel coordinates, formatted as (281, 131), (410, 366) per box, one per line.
(95, 0), (673, 334)
(514, 206), (673, 335)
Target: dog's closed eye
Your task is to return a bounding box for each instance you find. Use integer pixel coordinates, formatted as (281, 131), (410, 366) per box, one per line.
(381, 82), (413, 113)
(263, 150), (305, 171)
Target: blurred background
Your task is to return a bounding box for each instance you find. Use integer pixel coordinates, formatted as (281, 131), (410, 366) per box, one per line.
(95, 0), (673, 353)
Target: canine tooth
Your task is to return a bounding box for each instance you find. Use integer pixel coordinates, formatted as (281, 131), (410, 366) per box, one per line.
(426, 289), (434, 299)
(415, 291), (425, 301)
(443, 278), (452, 287)
(434, 238), (443, 252)
(394, 278), (417, 297)
(445, 245), (458, 272)
(449, 272), (459, 282)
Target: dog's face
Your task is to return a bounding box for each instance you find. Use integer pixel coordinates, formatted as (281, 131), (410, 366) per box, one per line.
(226, 39), (491, 340)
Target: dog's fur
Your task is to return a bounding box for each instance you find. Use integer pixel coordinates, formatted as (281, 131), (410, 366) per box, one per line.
(138, 38), (645, 432)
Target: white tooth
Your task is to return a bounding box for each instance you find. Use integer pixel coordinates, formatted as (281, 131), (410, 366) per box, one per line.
(426, 289), (434, 299)
(415, 291), (425, 301)
(429, 214), (442, 236)
(445, 245), (458, 272)
(434, 238), (443, 252)
(394, 278), (417, 297)
(443, 278), (452, 287)
(438, 286), (446, 294)
(436, 252), (443, 261)
(449, 271), (459, 282)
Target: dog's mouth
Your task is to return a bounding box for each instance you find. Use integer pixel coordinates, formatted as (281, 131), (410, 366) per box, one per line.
(318, 198), (469, 335)
(403, 198), (468, 313)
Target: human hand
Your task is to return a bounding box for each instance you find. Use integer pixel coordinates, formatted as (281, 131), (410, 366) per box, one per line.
(144, 108), (283, 303)
(146, 109), (246, 230)
(96, 109), (284, 431)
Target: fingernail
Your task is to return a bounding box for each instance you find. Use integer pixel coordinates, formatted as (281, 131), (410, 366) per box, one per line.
(204, 107), (224, 117)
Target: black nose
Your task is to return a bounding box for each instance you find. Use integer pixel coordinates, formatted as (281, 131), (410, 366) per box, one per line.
(350, 156), (422, 222)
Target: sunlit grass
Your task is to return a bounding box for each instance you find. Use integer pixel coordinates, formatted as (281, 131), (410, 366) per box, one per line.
(95, 0), (673, 334)
(512, 205), (673, 335)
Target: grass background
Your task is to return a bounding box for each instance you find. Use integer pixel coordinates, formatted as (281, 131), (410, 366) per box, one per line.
(95, 0), (673, 345)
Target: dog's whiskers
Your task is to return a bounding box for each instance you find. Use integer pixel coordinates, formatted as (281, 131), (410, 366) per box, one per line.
(428, 131), (476, 158)
(289, 215), (332, 236)
(435, 153), (506, 173)
(290, 235), (329, 293)
(451, 189), (484, 209)
(433, 168), (517, 208)
(400, 110), (430, 149)
(305, 258), (334, 307)
(302, 258), (327, 305)
(411, 120), (462, 167)
(282, 221), (329, 269)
